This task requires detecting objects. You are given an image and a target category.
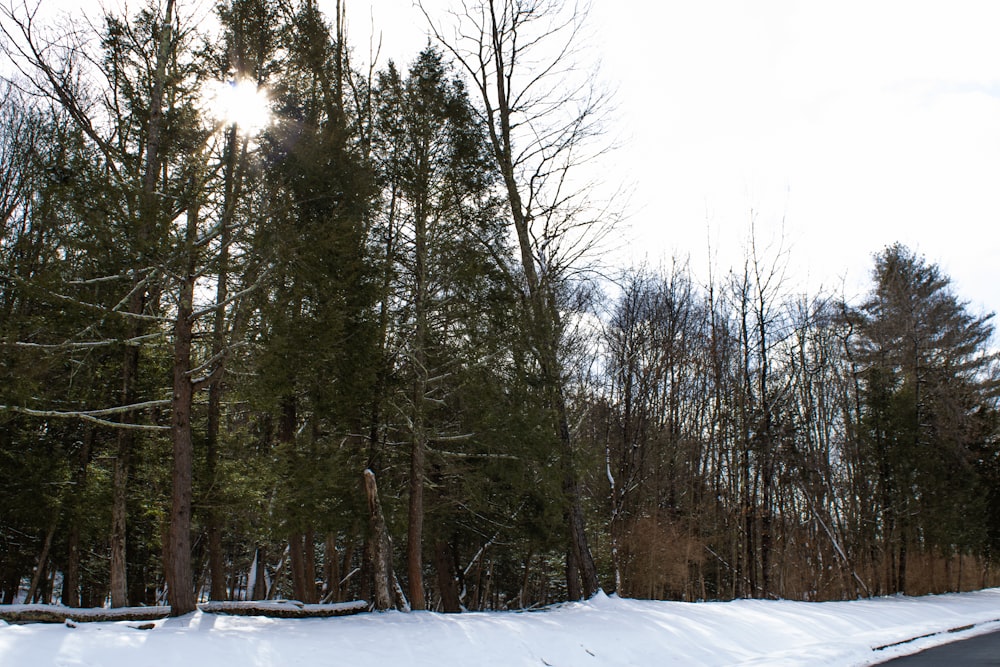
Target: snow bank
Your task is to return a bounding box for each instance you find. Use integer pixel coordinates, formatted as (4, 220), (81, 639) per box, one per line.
(1, 589), (999, 666)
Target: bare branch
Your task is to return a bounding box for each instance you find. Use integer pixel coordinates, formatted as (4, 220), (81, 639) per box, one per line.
(0, 399), (171, 431)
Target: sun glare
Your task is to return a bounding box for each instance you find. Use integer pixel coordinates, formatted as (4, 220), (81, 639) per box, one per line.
(208, 78), (272, 134)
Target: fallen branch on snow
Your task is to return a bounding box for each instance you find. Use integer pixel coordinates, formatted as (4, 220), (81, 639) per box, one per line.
(0, 600), (369, 624)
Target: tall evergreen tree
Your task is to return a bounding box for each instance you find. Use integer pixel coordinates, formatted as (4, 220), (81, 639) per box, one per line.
(249, 0), (377, 604)
(851, 243), (998, 592)
(373, 45), (500, 610)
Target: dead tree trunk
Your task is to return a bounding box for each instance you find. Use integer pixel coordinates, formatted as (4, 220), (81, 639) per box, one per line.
(364, 469), (406, 611)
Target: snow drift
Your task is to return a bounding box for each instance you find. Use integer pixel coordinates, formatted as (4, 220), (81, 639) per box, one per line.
(2, 588), (1000, 666)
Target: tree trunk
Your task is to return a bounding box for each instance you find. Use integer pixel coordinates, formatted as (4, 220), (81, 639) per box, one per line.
(26, 520), (57, 603)
(289, 533), (308, 602)
(289, 532), (318, 603)
(566, 544), (582, 601)
(364, 469), (401, 610)
(427, 0), (603, 601)
(166, 315), (196, 615)
(407, 193), (429, 611)
(324, 534), (339, 602)
(434, 539), (461, 613)
(898, 536), (908, 594)
(556, 389), (599, 598)
(206, 124), (247, 603)
(64, 522), (81, 607)
(63, 429), (93, 607)
(249, 547), (267, 601)
(761, 467), (773, 598)
(519, 550), (533, 609)
(110, 340), (139, 607)
(207, 523), (226, 601)
(110, 0), (175, 609)
(165, 195), (198, 616)
(110, 397), (134, 608)
(304, 529), (317, 603)
(407, 416), (426, 610)
(134, 0), (178, 612)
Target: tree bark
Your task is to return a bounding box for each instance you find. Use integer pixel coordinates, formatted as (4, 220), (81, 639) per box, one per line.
(289, 533), (307, 601)
(288, 532), (318, 603)
(304, 529), (317, 603)
(407, 398), (426, 610)
(250, 547), (267, 601)
(116, 0), (177, 611)
(26, 520), (57, 603)
(434, 539), (461, 613)
(406, 181), (430, 611)
(63, 429), (93, 607)
(364, 469), (402, 610)
(519, 550), (533, 610)
(566, 544), (582, 601)
(110, 387), (134, 608)
(64, 523), (81, 607)
(167, 346), (195, 614)
(165, 192), (198, 616)
(324, 534), (339, 602)
(206, 124), (248, 602)
(559, 392), (599, 598)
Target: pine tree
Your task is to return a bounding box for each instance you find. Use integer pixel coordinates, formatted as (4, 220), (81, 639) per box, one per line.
(373, 45), (502, 610)
(851, 243), (998, 592)
(248, 0), (377, 604)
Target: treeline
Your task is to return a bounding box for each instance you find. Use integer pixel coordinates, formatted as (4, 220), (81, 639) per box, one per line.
(1, 0), (998, 614)
(596, 246), (998, 601)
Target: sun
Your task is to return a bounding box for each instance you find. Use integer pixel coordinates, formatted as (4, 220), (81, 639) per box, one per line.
(207, 78), (272, 134)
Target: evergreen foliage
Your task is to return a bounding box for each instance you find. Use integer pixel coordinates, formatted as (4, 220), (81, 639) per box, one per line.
(0, 0), (998, 611)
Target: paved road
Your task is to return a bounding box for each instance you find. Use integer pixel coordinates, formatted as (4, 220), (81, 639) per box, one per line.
(875, 629), (1000, 665)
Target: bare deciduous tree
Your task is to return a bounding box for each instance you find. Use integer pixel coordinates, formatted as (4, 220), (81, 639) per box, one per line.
(418, 0), (616, 599)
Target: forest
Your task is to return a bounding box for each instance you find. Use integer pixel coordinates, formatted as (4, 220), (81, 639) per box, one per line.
(1, 0), (998, 617)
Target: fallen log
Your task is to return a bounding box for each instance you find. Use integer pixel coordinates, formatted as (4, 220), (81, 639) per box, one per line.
(0, 605), (171, 624)
(200, 600), (369, 618)
(0, 600), (370, 624)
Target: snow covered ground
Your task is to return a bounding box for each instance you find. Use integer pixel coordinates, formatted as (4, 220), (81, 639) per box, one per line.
(2, 589), (1000, 666)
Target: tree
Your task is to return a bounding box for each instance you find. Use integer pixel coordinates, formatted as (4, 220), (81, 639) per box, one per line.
(201, 0), (282, 604)
(601, 262), (706, 598)
(850, 243), (999, 592)
(1, 0), (273, 614)
(1, 0), (181, 607)
(419, 0), (615, 600)
(248, 0), (377, 605)
(373, 45), (501, 609)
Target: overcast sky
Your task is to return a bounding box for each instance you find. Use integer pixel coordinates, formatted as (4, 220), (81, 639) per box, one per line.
(335, 0), (1000, 317)
(24, 0), (1000, 317)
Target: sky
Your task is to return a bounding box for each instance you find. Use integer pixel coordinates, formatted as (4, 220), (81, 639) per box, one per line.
(19, 0), (1000, 317)
(4, 589), (1000, 665)
(334, 0), (1000, 318)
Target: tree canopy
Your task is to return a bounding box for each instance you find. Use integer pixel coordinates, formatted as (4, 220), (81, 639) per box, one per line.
(1, 0), (998, 611)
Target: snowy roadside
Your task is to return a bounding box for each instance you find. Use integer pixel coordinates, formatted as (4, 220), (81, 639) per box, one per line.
(1, 588), (999, 666)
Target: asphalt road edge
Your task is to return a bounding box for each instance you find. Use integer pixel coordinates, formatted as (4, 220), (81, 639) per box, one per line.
(873, 618), (1000, 652)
